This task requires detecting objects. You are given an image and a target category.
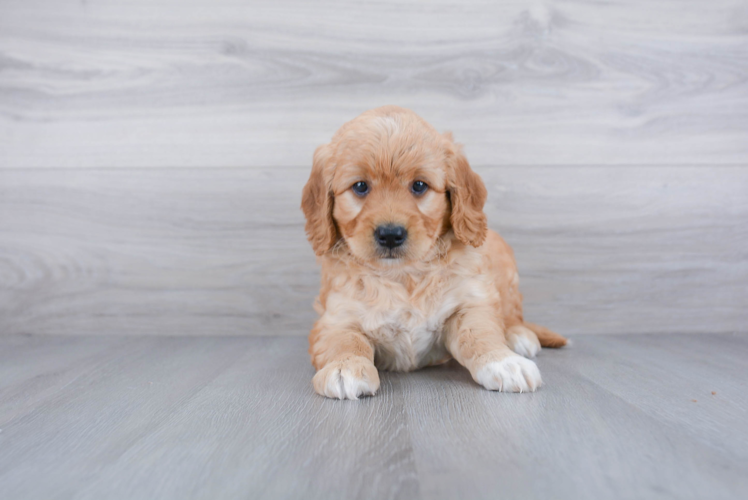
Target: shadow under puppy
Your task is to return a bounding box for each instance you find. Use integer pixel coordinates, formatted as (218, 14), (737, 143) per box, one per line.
(301, 106), (567, 400)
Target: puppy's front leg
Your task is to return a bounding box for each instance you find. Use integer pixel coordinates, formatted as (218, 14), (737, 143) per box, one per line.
(309, 321), (379, 400)
(445, 308), (542, 392)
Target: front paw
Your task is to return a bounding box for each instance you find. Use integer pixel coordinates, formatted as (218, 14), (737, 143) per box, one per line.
(312, 356), (380, 400)
(475, 355), (542, 393)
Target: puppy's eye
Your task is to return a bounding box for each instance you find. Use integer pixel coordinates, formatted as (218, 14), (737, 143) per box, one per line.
(411, 180), (428, 195)
(351, 181), (369, 196)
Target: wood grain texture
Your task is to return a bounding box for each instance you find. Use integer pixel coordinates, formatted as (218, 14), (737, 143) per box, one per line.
(0, 334), (746, 500)
(1, 0), (746, 339)
(1, 0), (747, 167)
(1, 165), (746, 337)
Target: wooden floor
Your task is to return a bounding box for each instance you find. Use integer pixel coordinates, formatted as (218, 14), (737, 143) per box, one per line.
(1, 333), (746, 500)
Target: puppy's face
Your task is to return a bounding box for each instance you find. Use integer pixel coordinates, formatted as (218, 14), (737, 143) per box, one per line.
(302, 106), (487, 266)
(330, 125), (450, 264)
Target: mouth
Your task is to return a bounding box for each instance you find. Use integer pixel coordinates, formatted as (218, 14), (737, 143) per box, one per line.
(377, 248), (405, 260)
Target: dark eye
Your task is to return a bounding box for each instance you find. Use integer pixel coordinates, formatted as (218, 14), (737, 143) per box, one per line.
(352, 181), (369, 196)
(411, 180), (428, 195)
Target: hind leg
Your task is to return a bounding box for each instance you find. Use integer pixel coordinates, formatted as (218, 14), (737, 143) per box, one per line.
(524, 322), (568, 348)
(506, 324), (542, 358)
(484, 230), (567, 355)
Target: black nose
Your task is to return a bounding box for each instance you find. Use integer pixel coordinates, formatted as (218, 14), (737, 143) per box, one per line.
(375, 225), (407, 249)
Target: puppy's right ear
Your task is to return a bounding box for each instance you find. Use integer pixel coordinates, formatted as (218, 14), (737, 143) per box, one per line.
(301, 144), (337, 255)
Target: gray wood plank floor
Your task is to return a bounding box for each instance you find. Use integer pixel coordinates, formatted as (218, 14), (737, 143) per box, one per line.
(0, 333), (746, 500)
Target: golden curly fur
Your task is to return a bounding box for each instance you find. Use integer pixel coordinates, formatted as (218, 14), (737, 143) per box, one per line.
(301, 106), (566, 399)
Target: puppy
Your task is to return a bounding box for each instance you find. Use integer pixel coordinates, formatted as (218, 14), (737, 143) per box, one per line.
(301, 106), (567, 400)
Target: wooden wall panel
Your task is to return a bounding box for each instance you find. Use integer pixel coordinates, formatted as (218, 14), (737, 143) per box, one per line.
(1, 166), (745, 336)
(1, 0), (746, 168)
(1, 0), (745, 337)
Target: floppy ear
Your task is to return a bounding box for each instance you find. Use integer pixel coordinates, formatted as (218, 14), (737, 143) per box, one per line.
(446, 143), (488, 247)
(301, 144), (338, 255)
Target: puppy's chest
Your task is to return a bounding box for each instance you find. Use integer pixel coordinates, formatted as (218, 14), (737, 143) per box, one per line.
(357, 278), (458, 371)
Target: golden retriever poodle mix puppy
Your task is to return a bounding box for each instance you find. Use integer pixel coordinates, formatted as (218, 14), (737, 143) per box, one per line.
(301, 106), (567, 400)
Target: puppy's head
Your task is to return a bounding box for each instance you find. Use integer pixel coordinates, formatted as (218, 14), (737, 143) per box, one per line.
(301, 106), (487, 265)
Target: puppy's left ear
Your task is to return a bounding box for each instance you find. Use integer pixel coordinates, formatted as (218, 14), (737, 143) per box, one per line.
(301, 144), (337, 255)
(445, 140), (488, 247)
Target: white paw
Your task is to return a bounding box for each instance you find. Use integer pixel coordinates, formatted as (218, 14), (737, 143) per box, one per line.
(312, 356), (380, 400)
(507, 325), (541, 358)
(475, 355), (542, 392)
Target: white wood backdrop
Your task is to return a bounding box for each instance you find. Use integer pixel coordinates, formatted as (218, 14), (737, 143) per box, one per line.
(0, 0), (746, 336)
